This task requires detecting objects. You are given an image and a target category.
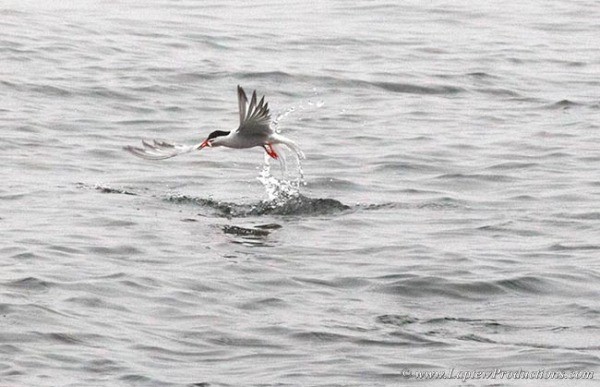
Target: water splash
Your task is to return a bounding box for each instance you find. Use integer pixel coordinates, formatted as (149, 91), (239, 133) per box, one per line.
(259, 96), (325, 204)
(272, 107), (296, 133)
(272, 92), (325, 134)
(257, 150), (304, 202)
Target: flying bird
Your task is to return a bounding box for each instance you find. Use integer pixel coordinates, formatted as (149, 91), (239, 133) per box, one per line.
(124, 86), (304, 161)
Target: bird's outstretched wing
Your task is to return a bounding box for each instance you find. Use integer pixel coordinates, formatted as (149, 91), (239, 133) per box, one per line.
(124, 140), (200, 160)
(236, 85), (272, 137)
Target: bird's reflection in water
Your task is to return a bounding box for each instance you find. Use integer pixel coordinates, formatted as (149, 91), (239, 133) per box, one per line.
(222, 224), (281, 247)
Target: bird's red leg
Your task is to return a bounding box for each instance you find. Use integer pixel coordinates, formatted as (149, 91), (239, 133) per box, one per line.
(263, 144), (279, 159)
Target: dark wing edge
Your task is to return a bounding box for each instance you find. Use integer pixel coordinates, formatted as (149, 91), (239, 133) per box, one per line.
(237, 85), (248, 125)
(237, 86), (271, 131)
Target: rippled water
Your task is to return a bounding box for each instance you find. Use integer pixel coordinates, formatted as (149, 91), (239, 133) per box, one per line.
(2, 1), (600, 386)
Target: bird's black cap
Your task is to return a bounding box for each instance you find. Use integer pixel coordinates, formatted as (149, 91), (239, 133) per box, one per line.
(207, 130), (230, 140)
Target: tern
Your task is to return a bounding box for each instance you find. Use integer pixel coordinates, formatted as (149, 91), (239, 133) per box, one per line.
(124, 86), (304, 161)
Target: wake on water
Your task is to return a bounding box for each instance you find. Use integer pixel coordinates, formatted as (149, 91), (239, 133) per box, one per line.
(162, 148), (349, 218)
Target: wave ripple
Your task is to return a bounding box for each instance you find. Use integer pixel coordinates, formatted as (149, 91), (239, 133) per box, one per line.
(166, 194), (350, 217)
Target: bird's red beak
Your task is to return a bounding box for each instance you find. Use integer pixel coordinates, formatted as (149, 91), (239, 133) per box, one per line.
(199, 139), (211, 149)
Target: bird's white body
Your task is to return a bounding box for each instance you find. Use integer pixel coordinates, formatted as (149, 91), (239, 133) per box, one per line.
(212, 131), (303, 154)
(125, 86), (304, 160)
(210, 130), (268, 149)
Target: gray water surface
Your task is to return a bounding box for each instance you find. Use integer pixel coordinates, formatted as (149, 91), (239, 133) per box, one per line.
(1, 1), (599, 386)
